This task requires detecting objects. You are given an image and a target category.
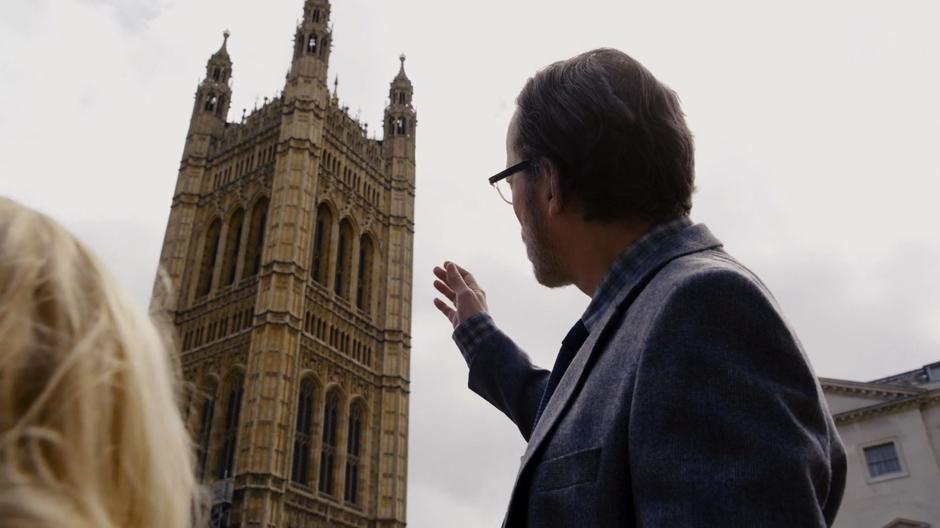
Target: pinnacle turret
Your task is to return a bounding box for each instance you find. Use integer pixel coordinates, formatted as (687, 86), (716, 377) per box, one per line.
(212, 30), (231, 62)
(384, 54), (416, 146)
(287, 0), (332, 88)
(387, 53), (414, 110)
(189, 30), (233, 132)
(393, 54), (411, 85)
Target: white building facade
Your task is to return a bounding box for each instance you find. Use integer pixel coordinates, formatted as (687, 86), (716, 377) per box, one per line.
(823, 361), (940, 528)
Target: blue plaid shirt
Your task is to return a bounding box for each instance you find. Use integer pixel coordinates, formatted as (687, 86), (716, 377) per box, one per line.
(453, 216), (693, 362)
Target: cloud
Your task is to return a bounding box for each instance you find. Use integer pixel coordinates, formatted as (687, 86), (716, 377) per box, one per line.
(79, 0), (168, 32)
(751, 242), (940, 379)
(65, 217), (163, 308)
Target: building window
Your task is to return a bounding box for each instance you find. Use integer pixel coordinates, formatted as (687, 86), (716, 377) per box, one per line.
(313, 9), (320, 22)
(195, 380), (218, 481)
(344, 403), (363, 505)
(204, 94), (218, 112)
(356, 236), (373, 312)
(213, 67), (221, 81)
(243, 197), (269, 278)
(398, 92), (405, 104)
(334, 219), (353, 298)
(216, 372), (244, 480)
(307, 35), (317, 54)
(864, 442), (903, 478)
(395, 117), (406, 136)
(196, 219), (222, 298)
(311, 204), (333, 285)
(291, 379), (316, 485)
(220, 208), (244, 286)
(319, 390), (340, 495)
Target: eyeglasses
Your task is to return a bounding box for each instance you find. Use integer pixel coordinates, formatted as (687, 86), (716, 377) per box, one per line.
(488, 159), (533, 205)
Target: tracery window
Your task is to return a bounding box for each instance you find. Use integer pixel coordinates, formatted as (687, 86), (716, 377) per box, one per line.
(311, 204), (333, 285)
(243, 197), (269, 278)
(291, 378), (316, 485)
(307, 35), (317, 54)
(334, 219), (353, 298)
(216, 372), (244, 480)
(220, 208), (244, 287)
(344, 403), (363, 504)
(196, 218), (222, 298)
(318, 389), (340, 495)
(195, 379), (218, 481)
(356, 235), (373, 313)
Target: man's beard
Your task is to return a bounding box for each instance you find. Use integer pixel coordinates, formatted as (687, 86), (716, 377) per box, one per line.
(521, 188), (571, 288)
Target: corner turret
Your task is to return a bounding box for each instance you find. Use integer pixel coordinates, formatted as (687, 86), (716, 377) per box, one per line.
(286, 0), (332, 98)
(383, 54), (416, 162)
(188, 31), (233, 143)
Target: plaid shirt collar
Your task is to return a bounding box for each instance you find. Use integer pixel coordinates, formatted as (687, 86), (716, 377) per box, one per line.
(580, 215), (693, 331)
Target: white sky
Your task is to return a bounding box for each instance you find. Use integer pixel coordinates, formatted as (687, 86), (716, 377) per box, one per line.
(1, 0), (939, 526)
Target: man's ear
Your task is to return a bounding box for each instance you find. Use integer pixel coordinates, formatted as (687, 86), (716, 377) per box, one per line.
(545, 161), (565, 216)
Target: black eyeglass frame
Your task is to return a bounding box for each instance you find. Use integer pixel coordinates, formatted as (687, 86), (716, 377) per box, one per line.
(488, 159), (534, 186)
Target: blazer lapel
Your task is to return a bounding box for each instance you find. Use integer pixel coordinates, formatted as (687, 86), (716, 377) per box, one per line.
(503, 223), (723, 524)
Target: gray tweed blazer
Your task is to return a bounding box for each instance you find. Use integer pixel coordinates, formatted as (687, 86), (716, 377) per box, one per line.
(463, 223), (846, 527)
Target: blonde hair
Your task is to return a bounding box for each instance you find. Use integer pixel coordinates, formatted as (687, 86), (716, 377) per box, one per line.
(0, 198), (200, 527)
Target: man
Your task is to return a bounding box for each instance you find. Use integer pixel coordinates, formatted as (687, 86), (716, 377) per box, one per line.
(432, 48), (846, 526)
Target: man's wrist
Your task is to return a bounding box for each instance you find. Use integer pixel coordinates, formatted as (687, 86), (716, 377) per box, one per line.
(452, 312), (498, 365)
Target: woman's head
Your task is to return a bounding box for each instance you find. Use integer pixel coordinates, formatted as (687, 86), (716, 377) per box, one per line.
(0, 197), (199, 527)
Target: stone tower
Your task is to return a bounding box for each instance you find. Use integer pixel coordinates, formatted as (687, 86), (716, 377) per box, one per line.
(150, 1), (415, 525)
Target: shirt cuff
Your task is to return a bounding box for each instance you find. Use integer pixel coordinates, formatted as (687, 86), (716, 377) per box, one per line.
(452, 312), (499, 365)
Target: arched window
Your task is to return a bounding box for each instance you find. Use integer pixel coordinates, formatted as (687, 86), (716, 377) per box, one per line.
(220, 208), (244, 287)
(307, 35), (317, 54)
(195, 379), (218, 482)
(196, 219), (222, 298)
(216, 372), (244, 480)
(216, 95), (226, 117)
(319, 389), (340, 495)
(334, 220), (353, 298)
(313, 9), (321, 22)
(204, 94), (217, 112)
(398, 92), (405, 104)
(213, 67), (221, 81)
(395, 117), (406, 136)
(311, 204), (333, 285)
(344, 402), (364, 504)
(291, 378), (316, 485)
(243, 197), (269, 278)
(356, 235), (373, 313)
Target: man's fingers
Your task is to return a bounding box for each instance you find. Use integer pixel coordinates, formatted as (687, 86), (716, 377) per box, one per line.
(445, 262), (471, 294)
(433, 298), (457, 326)
(445, 261), (482, 290)
(433, 280), (456, 302)
(432, 266), (448, 282)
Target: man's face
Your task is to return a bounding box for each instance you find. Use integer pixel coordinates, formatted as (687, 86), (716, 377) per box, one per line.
(506, 111), (570, 288)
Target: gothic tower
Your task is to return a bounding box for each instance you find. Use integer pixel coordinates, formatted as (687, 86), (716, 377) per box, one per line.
(151, 2), (414, 526)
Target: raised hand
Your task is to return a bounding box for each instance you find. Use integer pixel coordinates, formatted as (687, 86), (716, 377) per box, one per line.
(432, 261), (488, 329)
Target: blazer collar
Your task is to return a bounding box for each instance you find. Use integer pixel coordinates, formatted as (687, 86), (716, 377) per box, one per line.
(504, 223), (723, 522)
